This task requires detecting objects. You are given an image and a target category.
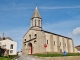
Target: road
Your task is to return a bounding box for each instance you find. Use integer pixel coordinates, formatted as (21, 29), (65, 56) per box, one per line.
(14, 54), (44, 60)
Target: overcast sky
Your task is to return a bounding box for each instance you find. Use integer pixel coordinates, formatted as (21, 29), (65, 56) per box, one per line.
(0, 0), (80, 51)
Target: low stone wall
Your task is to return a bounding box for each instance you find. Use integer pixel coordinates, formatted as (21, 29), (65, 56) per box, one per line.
(42, 56), (80, 60)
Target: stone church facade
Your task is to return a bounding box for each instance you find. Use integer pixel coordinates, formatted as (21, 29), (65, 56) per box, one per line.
(22, 6), (75, 54)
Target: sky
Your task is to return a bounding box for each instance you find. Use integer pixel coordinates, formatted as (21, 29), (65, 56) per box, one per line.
(0, 0), (80, 51)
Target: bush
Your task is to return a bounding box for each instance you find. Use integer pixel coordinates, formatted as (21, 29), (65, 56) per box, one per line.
(0, 55), (18, 60)
(32, 53), (80, 57)
(9, 55), (18, 59)
(67, 53), (80, 56)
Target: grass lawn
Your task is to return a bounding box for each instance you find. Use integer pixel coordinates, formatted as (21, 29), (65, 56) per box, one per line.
(0, 55), (18, 60)
(0, 57), (10, 60)
(32, 53), (80, 57)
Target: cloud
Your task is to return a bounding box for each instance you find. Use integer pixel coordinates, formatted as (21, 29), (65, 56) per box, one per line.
(40, 6), (80, 9)
(43, 17), (80, 38)
(43, 20), (80, 46)
(45, 23), (49, 25)
(72, 27), (80, 36)
(1, 7), (32, 10)
(0, 2), (34, 10)
(68, 27), (80, 46)
(68, 27), (80, 37)
(43, 19), (80, 30)
(1, 5), (80, 10)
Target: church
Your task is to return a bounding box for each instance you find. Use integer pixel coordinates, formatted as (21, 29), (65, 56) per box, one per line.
(22, 6), (75, 54)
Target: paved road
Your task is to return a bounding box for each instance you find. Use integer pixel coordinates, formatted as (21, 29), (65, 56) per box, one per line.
(14, 54), (43, 60)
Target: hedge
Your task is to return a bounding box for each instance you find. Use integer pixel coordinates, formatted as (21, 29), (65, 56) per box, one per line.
(32, 53), (80, 57)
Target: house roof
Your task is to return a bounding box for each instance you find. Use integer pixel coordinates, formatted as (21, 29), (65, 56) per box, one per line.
(23, 28), (72, 39)
(75, 45), (80, 47)
(75, 45), (80, 51)
(0, 37), (13, 41)
(5, 37), (13, 40)
(41, 30), (72, 39)
(0, 37), (2, 41)
(32, 6), (41, 18)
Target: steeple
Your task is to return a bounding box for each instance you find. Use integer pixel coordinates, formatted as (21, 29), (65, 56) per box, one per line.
(30, 6), (42, 30)
(32, 6), (41, 18)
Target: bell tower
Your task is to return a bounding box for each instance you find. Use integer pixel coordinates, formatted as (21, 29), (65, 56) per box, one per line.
(30, 6), (42, 30)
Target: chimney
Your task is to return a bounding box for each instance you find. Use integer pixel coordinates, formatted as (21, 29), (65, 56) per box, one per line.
(2, 33), (4, 40)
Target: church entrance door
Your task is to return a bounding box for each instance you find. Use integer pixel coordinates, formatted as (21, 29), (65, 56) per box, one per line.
(28, 42), (32, 54)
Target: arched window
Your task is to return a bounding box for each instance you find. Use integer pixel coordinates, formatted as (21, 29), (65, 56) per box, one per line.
(34, 40), (36, 43)
(38, 20), (40, 27)
(47, 40), (48, 44)
(35, 19), (36, 26)
(34, 34), (37, 38)
(60, 42), (61, 46)
(24, 44), (26, 46)
(25, 39), (26, 41)
(54, 41), (55, 45)
(29, 34), (31, 39)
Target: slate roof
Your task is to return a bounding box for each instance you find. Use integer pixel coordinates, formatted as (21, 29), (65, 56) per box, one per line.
(41, 30), (72, 39)
(0, 37), (13, 41)
(75, 45), (80, 51)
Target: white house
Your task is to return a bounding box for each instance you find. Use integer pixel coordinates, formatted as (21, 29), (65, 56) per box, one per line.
(0, 33), (17, 55)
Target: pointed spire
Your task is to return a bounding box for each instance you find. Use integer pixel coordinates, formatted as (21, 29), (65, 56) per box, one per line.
(32, 6), (41, 18)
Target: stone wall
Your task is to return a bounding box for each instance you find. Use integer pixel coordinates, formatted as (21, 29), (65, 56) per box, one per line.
(43, 56), (80, 60)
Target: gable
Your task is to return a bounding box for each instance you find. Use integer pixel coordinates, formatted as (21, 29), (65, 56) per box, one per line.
(23, 29), (42, 38)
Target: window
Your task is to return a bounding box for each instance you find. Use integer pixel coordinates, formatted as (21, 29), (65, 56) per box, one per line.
(69, 44), (70, 48)
(29, 34), (31, 39)
(65, 43), (66, 47)
(38, 20), (40, 27)
(10, 44), (13, 49)
(3, 45), (5, 48)
(10, 50), (13, 54)
(24, 44), (26, 46)
(34, 40), (36, 43)
(60, 42), (61, 46)
(47, 40), (48, 44)
(35, 19), (36, 26)
(54, 41), (55, 45)
(25, 39), (26, 41)
(34, 34), (37, 38)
